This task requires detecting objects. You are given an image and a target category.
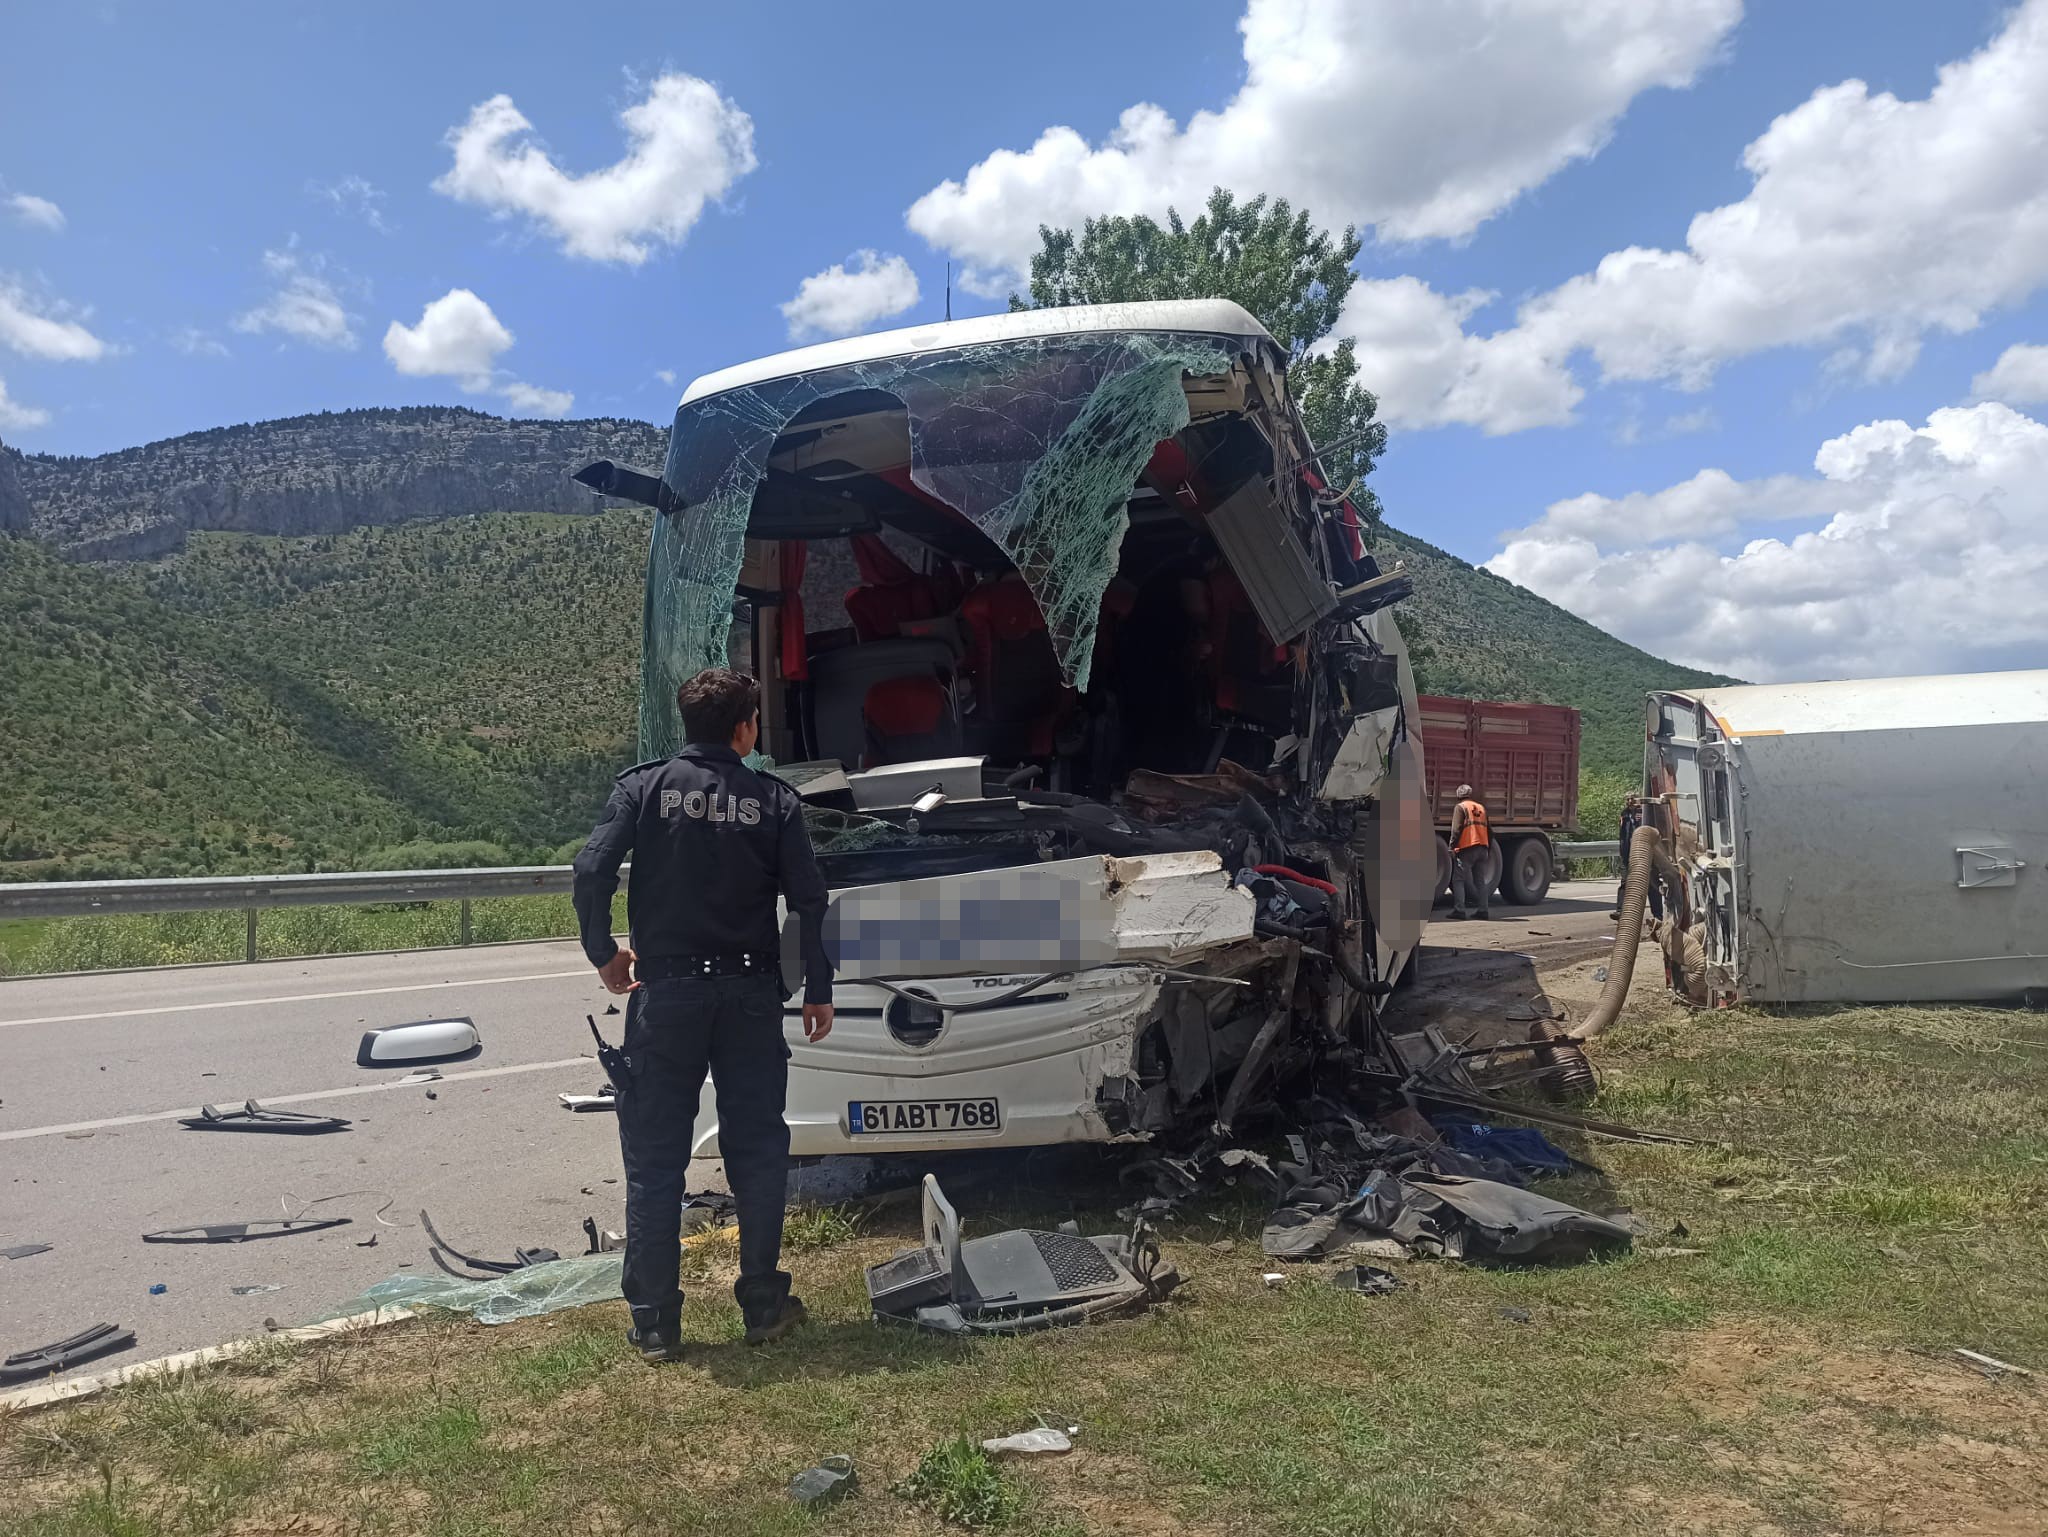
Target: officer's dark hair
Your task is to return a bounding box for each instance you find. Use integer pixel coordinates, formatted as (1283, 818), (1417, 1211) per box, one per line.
(676, 667), (761, 746)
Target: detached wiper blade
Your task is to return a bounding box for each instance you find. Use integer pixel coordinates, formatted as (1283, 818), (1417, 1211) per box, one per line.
(141, 1218), (352, 1244)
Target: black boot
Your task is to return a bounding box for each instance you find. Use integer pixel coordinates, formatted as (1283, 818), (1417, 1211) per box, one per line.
(743, 1294), (808, 1346)
(627, 1310), (684, 1364)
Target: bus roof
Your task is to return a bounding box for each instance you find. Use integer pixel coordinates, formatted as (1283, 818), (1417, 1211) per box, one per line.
(678, 299), (1278, 407)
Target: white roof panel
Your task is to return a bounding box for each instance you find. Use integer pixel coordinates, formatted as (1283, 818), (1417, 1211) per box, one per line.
(679, 300), (1276, 407)
(1681, 670), (2048, 737)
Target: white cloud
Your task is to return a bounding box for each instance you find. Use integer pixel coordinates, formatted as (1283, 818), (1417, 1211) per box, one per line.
(498, 380), (575, 418)
(8, 193), (65, 232)
(1514, 0), (2048, 389)
(311, 174), (390, 233)
(1486, 401), (2048, 680)
(381, 288), (571, 418)
(0, 375), (50, 430)
(1972, 342), (2048, 404)
(434, 73), (756, 265)
(233, 247), (356, 349)
(906, 0), (1739, 294)
(654, 368), (676, 386)
(170, 326), (230, 358)
(0, 279), (106, 361)
(383, 288), (513, 388)
(781, 251), (921, 340)
(1338, 2), (2048, 436)
(1333, 277), (1581, 434)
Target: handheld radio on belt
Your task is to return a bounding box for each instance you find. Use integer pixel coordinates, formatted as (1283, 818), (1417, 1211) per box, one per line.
(587, 1014), (634, 1092)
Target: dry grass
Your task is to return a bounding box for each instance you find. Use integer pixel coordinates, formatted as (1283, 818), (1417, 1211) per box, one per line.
(5, 999), (2046, 1536)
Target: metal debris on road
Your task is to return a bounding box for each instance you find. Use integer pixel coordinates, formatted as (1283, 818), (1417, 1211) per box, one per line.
(420, 1210), (559, 1279)
(2, 1243), (53, 1260)
(178, 1100), (351, 1134)
(230, 1284), (284, 1295)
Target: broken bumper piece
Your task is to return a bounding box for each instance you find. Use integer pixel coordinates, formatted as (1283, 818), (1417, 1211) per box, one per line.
(1, 1323), (136, 1384)
(865, 1175), (1179, 1336)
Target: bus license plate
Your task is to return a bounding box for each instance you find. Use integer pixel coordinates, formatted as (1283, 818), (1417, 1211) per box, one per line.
(847, 1098), (1001, 1135)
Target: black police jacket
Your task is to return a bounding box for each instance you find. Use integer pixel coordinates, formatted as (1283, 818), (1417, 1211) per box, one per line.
(571, 743), (833, 1004)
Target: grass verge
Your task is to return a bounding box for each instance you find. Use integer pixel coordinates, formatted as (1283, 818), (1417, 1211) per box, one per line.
(5, 999), (2045, 1535)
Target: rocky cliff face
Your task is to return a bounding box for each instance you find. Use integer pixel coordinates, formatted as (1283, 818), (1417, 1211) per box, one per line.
(0, 442), (29, 534)
(15, 407), (671, 560)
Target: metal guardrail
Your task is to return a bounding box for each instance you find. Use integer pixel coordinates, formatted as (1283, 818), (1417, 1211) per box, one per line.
(0, 864), (608, 962)
(1, 845), (1619, 967)
(1561, 840), (1620, 862)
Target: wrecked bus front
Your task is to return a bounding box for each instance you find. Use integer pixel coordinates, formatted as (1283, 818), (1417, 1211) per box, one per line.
(618, 300), (1433, 1155)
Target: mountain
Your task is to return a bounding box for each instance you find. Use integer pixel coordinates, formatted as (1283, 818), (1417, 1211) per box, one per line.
(0, 443), (29, 533)
(11, 406), (667, 560)
(1383, 525), (1735, 791)
(0, 408), (1730, 878)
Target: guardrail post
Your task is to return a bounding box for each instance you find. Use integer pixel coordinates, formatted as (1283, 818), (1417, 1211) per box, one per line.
(244, 908), (258, 963)
(459, 899), (473, 946)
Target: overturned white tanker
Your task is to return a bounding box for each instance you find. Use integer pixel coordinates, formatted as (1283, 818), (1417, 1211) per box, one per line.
(578, 301), (1436, 1157)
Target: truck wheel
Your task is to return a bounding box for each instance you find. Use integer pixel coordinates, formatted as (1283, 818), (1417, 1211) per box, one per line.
(1501, 837), (1552, 905)
(1478, 841), (1503, 899)
(1433, 835), (1453, 906)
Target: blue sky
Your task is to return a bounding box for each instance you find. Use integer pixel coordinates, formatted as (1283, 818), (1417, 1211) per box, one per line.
(5, 0), (2048, 682)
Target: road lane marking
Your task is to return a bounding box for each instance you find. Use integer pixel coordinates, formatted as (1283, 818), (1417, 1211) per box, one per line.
(0, 969), (593, 1029)
(0, 1056), (595, 1141)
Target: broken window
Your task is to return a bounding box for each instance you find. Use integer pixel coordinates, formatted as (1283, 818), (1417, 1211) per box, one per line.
(640, 332), (1236, 758)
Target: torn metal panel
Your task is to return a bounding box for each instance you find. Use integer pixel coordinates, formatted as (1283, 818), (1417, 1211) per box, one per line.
(1202, 478), (1337, 645)
(1318, 704), (1401, 803)
(141, 1219), (351, 1244)
(1104, 851), (1257, 961)
(177, 1100), (351, 1134)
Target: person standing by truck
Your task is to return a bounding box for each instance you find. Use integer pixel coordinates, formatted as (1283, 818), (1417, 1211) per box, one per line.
(1448, 784), (1492, 920)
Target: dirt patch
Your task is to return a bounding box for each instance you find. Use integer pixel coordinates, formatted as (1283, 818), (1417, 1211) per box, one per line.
(1031, 1451), (1233, 1537)
(1643, 1323), (2047, 1535)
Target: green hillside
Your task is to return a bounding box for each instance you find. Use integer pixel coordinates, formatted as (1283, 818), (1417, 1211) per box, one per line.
(0, 512), (647, 879)
(1384, 524), (1736, 834)
(0, 503), (1729, 880)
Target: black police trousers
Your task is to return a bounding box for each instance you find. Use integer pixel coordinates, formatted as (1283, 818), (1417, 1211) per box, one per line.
(616, 973), (792, 1329)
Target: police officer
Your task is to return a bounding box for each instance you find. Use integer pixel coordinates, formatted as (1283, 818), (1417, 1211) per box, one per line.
(572, 667), (834, 1362)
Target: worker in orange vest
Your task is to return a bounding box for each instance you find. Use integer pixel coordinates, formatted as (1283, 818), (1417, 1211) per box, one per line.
(1447, 784), (1492, 920)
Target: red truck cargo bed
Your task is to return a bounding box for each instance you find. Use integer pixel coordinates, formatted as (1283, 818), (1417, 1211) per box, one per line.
(1418, 694), (1579, 831)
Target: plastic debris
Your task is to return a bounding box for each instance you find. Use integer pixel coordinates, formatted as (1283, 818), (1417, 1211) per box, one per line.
(1262, 1272), (1287, 1288)
(1955, 1348), (2032, 1378)
(982, 1427), (1075, 1457)
(2, 1243), (52, 1261)
(319, 1253), (624, 1325)
(787, 1455), (858, 1506)
(1330, 1264), (1403, 1295)
(231, 1283), (285, 1295)
(178, 1100), (351, 1134)
(1, 1323), (135, 1385)
(148, 1283), (167, 1295)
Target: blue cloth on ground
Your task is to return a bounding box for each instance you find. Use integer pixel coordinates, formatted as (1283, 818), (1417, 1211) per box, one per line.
(1429, 1119), (1586, 1178)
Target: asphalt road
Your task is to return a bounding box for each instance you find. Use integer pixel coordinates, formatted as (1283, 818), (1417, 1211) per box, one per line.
(0, 882), (1625, 1385)
(0, 940), (643, 1381)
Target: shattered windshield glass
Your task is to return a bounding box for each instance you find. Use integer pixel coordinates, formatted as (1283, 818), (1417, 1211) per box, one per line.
(639, 331), (1236, 757)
